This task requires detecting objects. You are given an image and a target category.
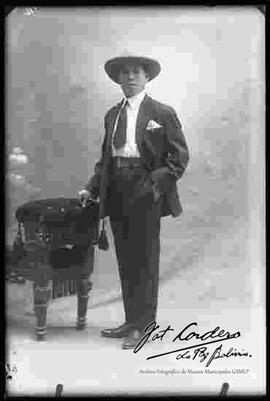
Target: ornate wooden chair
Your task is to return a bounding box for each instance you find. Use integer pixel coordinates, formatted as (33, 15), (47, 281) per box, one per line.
(8, 198), (99, 341)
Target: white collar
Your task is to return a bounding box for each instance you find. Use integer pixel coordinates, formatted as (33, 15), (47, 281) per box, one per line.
(124, 90), (146, 109)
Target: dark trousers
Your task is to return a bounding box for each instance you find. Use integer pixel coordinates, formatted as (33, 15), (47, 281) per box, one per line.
(108, 165), (161, 331)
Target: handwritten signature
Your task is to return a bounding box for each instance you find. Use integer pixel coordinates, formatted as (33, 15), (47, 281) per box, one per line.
(133, 321), (252, 366)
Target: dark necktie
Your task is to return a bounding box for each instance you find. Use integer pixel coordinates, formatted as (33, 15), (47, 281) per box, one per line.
(113, 100), (128, 149)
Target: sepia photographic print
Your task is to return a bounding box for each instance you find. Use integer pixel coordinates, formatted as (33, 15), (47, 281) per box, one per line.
(5, 6), (265, 397)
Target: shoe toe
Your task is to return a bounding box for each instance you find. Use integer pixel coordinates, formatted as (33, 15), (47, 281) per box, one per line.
(122, 329), (142, 349)
(100, 324), (131, 338)
(101, 328), (112, 337)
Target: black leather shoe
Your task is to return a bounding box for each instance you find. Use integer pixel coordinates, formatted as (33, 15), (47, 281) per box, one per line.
(122, 328), (143, 349)
(101, 323), (132, 338)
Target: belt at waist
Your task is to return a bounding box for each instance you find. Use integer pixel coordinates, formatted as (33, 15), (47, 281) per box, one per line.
(112, 156), (143, 169)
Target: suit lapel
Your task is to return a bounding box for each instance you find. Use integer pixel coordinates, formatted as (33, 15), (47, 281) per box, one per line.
(105, 102), (123, 152)
(135, 95), (153, 149)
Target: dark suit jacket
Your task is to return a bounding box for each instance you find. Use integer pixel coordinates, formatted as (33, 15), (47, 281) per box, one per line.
(84, 94), (189, 219)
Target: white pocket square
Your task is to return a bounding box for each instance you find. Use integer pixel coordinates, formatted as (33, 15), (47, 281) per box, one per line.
(146, 119), (162, 130)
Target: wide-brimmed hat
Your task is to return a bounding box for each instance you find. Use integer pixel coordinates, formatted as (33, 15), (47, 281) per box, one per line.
(104, 51), (161, 84)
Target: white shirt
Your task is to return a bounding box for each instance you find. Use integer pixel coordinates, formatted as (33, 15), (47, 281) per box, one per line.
(112, 90), (146, 157)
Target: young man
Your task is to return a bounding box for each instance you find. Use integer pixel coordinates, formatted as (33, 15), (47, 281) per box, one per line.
(78, 52), (189, 349)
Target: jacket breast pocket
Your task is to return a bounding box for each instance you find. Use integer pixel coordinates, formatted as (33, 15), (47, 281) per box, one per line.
(144, 127), (166, 154)
(146, 126), (164, 136)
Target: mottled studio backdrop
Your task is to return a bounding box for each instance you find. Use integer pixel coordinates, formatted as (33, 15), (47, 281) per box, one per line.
(6, 6), (265, 395)
(6, 7), (264, 244)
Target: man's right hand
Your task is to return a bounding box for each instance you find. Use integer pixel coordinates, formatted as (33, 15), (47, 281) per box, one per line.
(77, 189), (92, 207)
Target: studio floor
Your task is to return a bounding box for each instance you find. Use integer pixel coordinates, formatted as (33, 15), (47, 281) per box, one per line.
(6, 215), (265, 396)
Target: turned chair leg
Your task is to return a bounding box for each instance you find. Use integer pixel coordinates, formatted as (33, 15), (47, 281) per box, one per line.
(24, 240), (52, 341)
(33, 280), (51, 341)
(25, 240), (52, 341)
(33, 262), (52, 341)
(76, 274), (92, 330)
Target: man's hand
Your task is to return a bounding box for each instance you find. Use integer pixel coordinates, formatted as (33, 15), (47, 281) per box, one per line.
(77, 189), (92, 207)
(150, 167), (168, 186)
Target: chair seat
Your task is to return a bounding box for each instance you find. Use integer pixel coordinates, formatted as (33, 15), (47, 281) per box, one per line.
(15, 197), (99, 247)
